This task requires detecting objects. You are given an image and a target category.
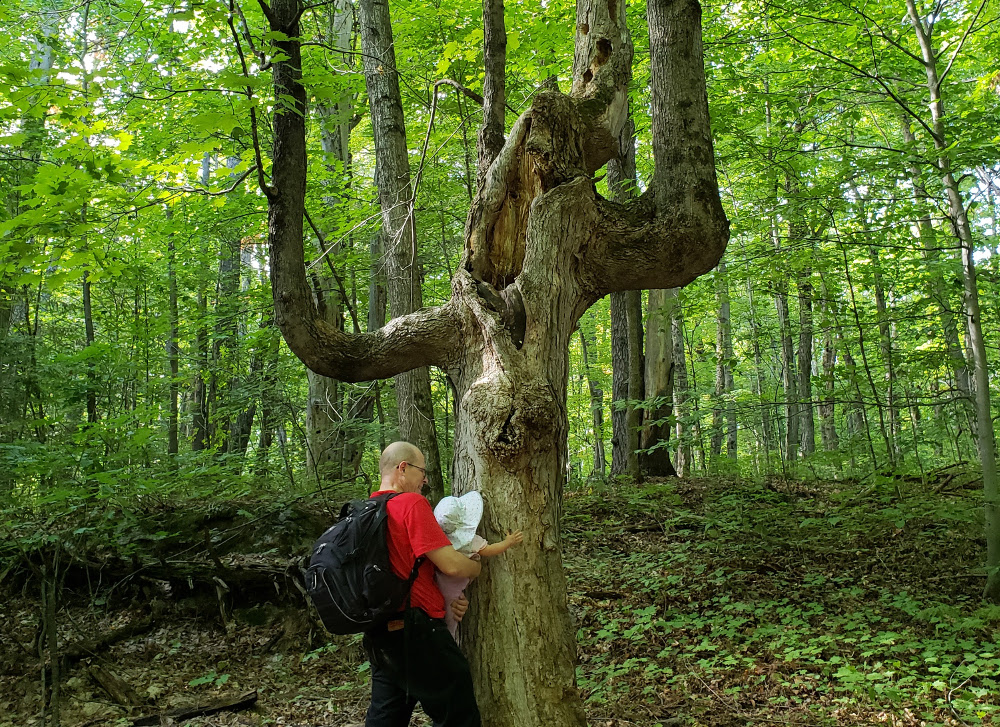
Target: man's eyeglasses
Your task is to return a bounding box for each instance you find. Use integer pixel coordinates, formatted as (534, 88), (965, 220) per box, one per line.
(403, 462), (427, 476)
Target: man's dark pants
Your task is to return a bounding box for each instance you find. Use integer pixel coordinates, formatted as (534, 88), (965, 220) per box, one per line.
(363, 608), (481, 727)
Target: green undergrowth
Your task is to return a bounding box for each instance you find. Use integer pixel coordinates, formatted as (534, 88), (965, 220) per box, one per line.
(564, 475), (998, 726)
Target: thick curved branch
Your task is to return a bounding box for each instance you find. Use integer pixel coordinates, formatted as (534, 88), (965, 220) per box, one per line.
(643, 0), (729, 271)
(266, 0), (461, 383)
(280, 304), (462, 382)
(580, 196), (731, 297)
(572, 0), (729, 299)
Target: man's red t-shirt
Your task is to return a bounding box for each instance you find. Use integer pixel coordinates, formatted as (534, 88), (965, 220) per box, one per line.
(372, 491), (451, 619)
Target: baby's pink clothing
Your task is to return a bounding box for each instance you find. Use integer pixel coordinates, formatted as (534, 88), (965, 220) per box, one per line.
(436, 535), (487, 640)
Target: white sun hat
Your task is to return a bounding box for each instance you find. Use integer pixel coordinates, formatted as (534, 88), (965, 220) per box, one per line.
(433, 491), (484, 552)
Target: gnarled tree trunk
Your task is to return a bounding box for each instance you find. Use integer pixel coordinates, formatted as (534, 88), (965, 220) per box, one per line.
(262, 0), (728, 722)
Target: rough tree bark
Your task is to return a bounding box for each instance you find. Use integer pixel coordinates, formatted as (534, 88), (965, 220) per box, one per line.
(818, 296), (838, 453)
(191, 156), (213, 452)
(167, 212), (179, 459)
(899, 117), (976, 441)
(771, 213), (798, 464)
(785, 174), (814, 458)
(262, 0), (728, 723)
(869, 242), (899, 462)
(710, 261), (735, 465)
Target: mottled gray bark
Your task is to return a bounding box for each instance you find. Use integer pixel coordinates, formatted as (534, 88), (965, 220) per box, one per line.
(869, 243), (899, 462)
(710, 262), (735, 464)
(796, 265), (815, 457)
(167, 213), (179, 459)
(307, 0), (356, 482)
(899, 117), (975, 438)
(478, 0), (506, 189)
(818, 299), (838, 452)
(772, 214), (798, 463)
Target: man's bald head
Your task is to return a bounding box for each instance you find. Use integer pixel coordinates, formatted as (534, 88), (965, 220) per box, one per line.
(379, 441), (424, 477)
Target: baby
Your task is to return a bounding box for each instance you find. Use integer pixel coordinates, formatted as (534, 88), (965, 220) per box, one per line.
(433, 491), (523, 640)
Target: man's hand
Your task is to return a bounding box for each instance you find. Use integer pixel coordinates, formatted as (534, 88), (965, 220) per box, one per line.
(450, 595), (469, 622)
(505, 531), (524, 547)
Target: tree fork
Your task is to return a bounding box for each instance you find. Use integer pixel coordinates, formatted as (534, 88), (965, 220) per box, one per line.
(263, 0), (728, 722)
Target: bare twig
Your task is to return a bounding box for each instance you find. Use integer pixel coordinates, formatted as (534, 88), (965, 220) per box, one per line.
(228, 0), (275, 197)
(164, 166), (256, 196)
(303, 207), (363, 332)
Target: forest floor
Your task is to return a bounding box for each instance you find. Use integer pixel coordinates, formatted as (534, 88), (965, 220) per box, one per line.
(2, 470), (998, 727)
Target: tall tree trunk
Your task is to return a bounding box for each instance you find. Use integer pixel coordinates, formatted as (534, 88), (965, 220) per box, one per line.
(211, 157), (242, 454)
(478, 0), (506, 189)
(608, 119), (642, 479)
(640, 288), (677, 476)
(710, 261), (735, 464)
(869, 243), (899, 462)
(192, 270), (210, 452)
(82, 265), (98, 425)
(796, 264), (815, 457)
(741, 239), (772, 470)
(359, 0), (444, 501)
(191, 158), (213, 452)
(166, 212), (179, 459)
(818, 296), (838, 452)
(578, 319), (606, 477)
(671, 300), (692, 476)
(785, 172), (815, 458)
(772, 215), (798, 463)
(306, 0), (354, 482)
(899, 116), (975, 441)
(904, 0), (1000, 601)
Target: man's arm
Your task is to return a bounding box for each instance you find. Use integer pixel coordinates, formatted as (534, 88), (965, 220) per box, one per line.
(425, 545), (482, 578)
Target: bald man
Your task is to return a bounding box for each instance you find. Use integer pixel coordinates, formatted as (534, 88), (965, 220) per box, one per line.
(361, 441), (482, 727)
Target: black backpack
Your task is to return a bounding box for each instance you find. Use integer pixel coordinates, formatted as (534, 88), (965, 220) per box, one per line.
(306, 492), (424, 634)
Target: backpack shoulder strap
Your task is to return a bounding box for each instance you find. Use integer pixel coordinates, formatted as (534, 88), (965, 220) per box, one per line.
(370, 490), (425, 583)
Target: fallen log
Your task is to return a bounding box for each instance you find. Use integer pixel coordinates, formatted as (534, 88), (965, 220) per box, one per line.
(64, 618), (155, 663)
(130, 689), (258, 726)
(88, 664), (143, 706)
